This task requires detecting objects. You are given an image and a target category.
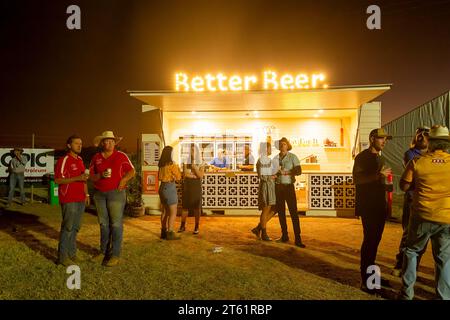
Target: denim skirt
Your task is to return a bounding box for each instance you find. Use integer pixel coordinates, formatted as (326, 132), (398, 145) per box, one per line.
(159, 182), (178, 206)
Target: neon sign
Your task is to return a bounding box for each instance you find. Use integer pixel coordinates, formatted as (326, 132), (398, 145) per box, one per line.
(175, 71), (328, 92)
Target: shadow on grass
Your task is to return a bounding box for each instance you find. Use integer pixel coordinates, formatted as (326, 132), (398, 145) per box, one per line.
(0, 208), (98, 263)
(205, 223), (438, 300)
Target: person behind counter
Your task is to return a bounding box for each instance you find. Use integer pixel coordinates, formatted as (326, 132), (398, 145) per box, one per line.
(179, 143), (205, 234)
(237, 145), (255, 171)
(209, 149), (230, 170)
(158, 146), (182, 240)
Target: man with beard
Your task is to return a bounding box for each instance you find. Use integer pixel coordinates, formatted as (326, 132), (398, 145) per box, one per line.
(392, 126), (429, 277)
(353, 128), (393, 294)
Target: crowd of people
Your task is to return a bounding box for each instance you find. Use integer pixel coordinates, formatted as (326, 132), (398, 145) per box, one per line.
(4, 125), (450, 300)
(353, 125), (450, 300)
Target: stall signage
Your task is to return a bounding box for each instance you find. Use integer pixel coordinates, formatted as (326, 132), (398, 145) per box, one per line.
(175, 71), (327, 92)
(142, 171), (158, 195)
(0, 148), (54, 183)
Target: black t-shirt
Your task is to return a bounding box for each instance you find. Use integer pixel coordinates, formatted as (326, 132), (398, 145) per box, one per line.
(352, 148), (387, 216)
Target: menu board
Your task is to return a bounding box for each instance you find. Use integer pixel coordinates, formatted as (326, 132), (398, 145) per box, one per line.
(142, 141), (160, 166)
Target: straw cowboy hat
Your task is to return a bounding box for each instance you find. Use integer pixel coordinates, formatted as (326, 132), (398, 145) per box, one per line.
(276, 137), (292, 151)
(93, 131), (123, 146)
(428, 125), (450, 140)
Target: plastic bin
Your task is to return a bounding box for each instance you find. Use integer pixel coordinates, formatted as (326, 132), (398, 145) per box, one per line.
(48, 174), (59, 205)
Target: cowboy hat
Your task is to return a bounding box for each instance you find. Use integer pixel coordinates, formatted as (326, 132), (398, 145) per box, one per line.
(276, 137), (292, 151)
(93, 131), (123, 146)
(428, 125), (450, 140)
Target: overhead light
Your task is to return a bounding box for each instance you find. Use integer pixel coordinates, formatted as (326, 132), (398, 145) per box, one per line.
(314, 114), (319, 118)
(318, 109), (324, 114)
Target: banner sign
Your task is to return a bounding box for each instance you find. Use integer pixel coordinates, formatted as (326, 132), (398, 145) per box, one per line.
(0, 148), (54, 183)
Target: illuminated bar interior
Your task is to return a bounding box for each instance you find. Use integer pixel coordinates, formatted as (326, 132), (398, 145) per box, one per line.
(130, 82), (390, 216)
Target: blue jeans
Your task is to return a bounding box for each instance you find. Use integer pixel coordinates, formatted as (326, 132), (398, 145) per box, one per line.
(93, 189), (126, 257)
(58, 202), (85, 261)
(8, 173), (25, 204)
(401, 215), (450, 300)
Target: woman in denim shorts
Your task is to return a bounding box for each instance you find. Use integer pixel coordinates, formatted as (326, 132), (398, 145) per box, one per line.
(158, 146), (182, 240)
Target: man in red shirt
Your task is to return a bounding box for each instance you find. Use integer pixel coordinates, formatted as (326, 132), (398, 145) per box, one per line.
(54, 135), (90, 266)
(90, 131), (135, 267)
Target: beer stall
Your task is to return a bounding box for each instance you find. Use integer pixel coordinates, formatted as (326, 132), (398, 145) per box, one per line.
(130, 71), (390, 216)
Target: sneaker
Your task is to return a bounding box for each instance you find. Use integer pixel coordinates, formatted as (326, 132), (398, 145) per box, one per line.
(166, 230), (181, 240)
(91, 253), (106, 264)
(193, 229), (199, 235)
(104, 256), (120, 267)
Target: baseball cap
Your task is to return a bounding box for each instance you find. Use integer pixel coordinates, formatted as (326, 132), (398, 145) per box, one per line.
(369, 128), (392, 140)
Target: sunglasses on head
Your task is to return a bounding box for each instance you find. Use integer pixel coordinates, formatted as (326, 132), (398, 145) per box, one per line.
(416, 128), (430, 136)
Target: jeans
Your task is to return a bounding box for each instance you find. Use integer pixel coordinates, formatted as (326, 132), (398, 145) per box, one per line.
(275, 184), (301, 242)
(58, 201), (85, 261)
(395, 193), (427, 269)
(360, 211), (386, 283)
(93, 189), (126, 257)
(401, 215), (450, 300)
(7, 173), (25, 204)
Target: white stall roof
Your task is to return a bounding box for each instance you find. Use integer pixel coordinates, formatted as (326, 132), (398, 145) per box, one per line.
(128, 84), (391, 112)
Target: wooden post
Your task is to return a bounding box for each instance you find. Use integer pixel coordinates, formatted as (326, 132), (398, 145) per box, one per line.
(31, 133), (34, 203)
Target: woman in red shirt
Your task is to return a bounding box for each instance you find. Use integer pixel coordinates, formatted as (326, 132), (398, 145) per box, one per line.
(89, 131), (135, 267)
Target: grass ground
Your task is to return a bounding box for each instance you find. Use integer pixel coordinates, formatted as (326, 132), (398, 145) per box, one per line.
(0, 194), (439, 300)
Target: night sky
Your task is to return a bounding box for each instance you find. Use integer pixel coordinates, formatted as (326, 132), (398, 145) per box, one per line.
(1, 0), (450, 151)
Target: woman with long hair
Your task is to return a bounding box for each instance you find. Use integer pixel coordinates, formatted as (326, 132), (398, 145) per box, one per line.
(179, 143), (204, 234)
(252, 142), (277, 241)
(158, 146), (182, 240)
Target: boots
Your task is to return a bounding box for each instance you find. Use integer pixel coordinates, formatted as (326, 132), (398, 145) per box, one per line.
(178, 222), (186, 233)
(251, 224), (261, 239)
(295, 235), (306, 248)
(166, 230), (181, 240)
(276, 233), (289, 243)
(160, 228), (167, 239)
(261, 228), (271, 241)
